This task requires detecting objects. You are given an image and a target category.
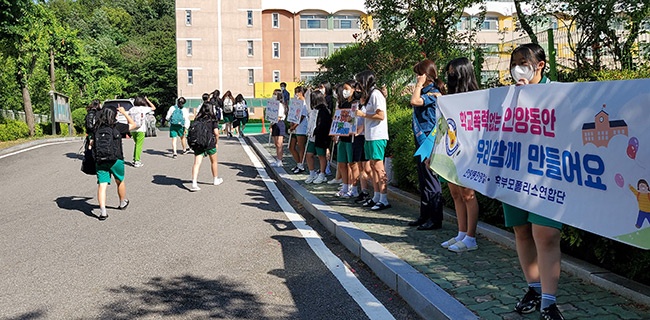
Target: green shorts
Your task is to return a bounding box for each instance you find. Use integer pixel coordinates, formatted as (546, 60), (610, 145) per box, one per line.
(306, 141), (326, 156)
(96, 159), (125, 184)
(337, 141), (353, 163)
(197, 148), (217, 157)
(364, 139), (387, 161)
(223, 113), (234, 122)
(169, 124), (185, 138)
(503, 202), (563, 229)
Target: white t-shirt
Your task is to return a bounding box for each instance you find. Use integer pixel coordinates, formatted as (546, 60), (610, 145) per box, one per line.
(364, 90), (389, 140)
(165, 105), (191, 128)
(129, 106), (153, 133)
(295, 101), (309, 135)
(277, 102), (286, 121)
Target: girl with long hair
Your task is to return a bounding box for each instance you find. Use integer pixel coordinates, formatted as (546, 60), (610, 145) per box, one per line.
(189, 102), (222, 191)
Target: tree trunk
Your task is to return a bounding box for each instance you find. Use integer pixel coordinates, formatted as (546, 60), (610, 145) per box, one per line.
(20, 80), (36, 137)
(513, 0), (538, 44)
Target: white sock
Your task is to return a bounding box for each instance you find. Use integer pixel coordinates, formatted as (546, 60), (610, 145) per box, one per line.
(455, 231), (467, 242)
(379, 193), (388, 204)
(192, 179), (197, 186)
(298, 163), (304, 169)
(463, 236), (477, 247)
(351, 186), (359, 196)
(346, 184), (353, 193)
(341, 184), (349, 193)
(373, 192), (380, 203)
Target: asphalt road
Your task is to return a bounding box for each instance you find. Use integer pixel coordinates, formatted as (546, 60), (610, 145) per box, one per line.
(0, 134), (420, 319)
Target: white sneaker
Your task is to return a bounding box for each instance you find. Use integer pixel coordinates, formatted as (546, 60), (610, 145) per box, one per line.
(190, 184), (201, 192)
(313, 173), (327, 184)
(327, 178), (343, 185)
(335, 190), (352, 198)
(133, 161), (143, 168)
(305, 172), (317, 184)
(213, 177), (223, 186)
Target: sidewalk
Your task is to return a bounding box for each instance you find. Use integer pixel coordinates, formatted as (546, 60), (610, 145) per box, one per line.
(247, 134), (650, 320)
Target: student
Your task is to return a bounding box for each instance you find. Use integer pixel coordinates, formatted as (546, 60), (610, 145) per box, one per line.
(350, 82), (372, 203)
(280, 82), (291, 107)
(129, 96), (156, 167)
(437, 57), (481, 252)
(189, 102), (222, 191)
(288, 86), (309, 173)
(209, 90), (223, 124)
(333, 80), (359, 198)
(304, 90), (332, 184)
(355, 70), (390, 211)
(222, 91), (236, 137)
(408, 60), (446, 226)
(93, 105), (138, 220)
(270, 89), (287, 167)
(165, 97), (190, 158)
(233, 94), (248, 137)
(506, 43), (564, 320)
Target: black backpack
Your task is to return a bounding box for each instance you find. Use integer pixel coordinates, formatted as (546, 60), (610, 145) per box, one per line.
(187, 119), (215, 152)
(85, 109), (97, 134)
(93, 125), (121, 163)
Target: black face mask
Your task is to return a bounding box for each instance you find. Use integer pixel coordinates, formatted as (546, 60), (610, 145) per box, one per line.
(353, 91), (362, 100)
(447, 73), (459, 90)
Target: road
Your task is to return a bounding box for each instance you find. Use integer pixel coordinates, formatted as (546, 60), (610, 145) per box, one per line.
(0, 134), (420, 319)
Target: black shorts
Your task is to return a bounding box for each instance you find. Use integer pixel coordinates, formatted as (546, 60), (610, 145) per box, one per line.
(352, 135), (367, 162)
(271, 121), (286, 137)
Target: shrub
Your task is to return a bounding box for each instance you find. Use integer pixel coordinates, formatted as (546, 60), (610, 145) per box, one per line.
(386, 102), (418, 192)
(0, 119), (30, 141)
(71, 108), (87, 134)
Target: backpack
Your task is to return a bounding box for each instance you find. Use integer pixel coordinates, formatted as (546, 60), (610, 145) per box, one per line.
(223, 98), (234, 113)
(187, 119), (215, 152)
(93, 125), (121, 163)
(233, 103), (246, 119)
(84, 109), (97, 134)
(170, 107), (184, 125)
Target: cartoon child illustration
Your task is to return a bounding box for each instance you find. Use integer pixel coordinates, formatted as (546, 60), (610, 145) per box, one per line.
(629, 179), (650, 228)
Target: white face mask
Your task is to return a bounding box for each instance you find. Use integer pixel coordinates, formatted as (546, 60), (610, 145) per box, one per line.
(510, 65), (536, 82)
(342, 89), (351, 99)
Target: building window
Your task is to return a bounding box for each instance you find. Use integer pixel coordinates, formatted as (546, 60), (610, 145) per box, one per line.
(185, 10), (192, 25)
(187, 69), (194, 85)
(247, 40), (254, 56)
(300, 43), (329, 58)
(480, 43), (499, 58)
(273, 70), (280, 82)
(272, 13), (279, 28)
(272, 42), (280, 58)
(247, 10), (253, 26)
(300, 72), (317, 81)
(248, 69), (254, 85)
(333, 15), (360, 29)
(481, 17), (499, 30)
(186, 40), (193, 56)
(333, 43), (351, 52)
(300, 15), (327, 29)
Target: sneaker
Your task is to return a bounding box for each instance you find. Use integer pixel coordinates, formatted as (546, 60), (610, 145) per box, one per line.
(313, 173), (327, 184)
(327, 178), (343, 185)
(227, 132), (233, 138)
(190, 184), (201, 192)
(172, 153), (178, 159)
(354, 191), (370, 203)
(133, 161), (143, 168)
(361, 199), (376, 207)
(276, 160), (283, 167)
(213, 177), (223, 186)
(183, 148), (191, 155)
(305, 172), (317, 184)
(98, 213), (108, 221)
(540, 304), (564, 320)
(514, 287), (541, 314)
(119, 199), (129, 210)
(371, 202), (392, 211)
(335, 190), (352, 198)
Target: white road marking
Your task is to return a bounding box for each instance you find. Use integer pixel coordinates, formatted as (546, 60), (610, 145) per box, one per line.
(239, 138), (395, 320)
(0, 141), (75, 160)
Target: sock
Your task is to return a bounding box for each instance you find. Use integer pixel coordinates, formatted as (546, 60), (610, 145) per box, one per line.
(379, 193), (388, 204)
(351, 186), (359, 196)
(341, 184), (349, 193)
(541, 293), (556, 309)
(373, 192), (380, 203)
(347, 184), (354, 193)
(100, 206), (106, 215)
(297, 163), (304, 169)
(455, 231), (467, 242)
(120, 199), (128, 208)
(529, 282), (542, 294)
(192, 179), (198, 186)
(462, 235), (477, 247)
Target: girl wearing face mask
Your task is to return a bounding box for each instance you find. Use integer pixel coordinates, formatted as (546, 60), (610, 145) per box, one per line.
(271, 89), (287, 167)
(409, 60), (446, 228)
(332, 80), (359, 197)
(505, 43), (564, 320)
(288, 86), (309, 173)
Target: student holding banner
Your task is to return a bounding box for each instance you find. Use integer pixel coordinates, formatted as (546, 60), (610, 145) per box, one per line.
(333, 80), (360, 198)
(288, 86), (309, 174)
(304, 90), (332, 184)
(506, 43), (564, 320)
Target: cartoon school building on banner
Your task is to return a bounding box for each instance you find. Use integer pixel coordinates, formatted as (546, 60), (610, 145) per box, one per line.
(581, 107), (628, 147)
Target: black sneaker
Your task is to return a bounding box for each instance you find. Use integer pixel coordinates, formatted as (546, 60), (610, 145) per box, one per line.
(354, 192), (369, 203)
(540, 304), (564, 320)
(515, 287), (541, 314)
(362, 199), (376, 207)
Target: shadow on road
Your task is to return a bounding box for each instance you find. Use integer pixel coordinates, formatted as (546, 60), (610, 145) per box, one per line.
(151, 174), (190, 191)
(55, 196), (98, 219)
(99, 274), (277, 319)
(64, 152), (83, 160)
(3, 309), (47, 320)
(143, 148), (173, 158)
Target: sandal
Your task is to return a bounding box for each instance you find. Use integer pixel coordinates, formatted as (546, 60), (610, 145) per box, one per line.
(441, 237), (458, 249)
(448, 241), (478, 253)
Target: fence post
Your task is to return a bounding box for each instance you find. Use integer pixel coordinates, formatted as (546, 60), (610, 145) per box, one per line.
(547, 28), (558, 81)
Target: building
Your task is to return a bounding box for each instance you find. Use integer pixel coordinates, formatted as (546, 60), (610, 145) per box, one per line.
(581, 106), (628, 148)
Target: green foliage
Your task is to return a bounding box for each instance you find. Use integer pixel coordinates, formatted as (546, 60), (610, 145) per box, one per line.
(71, 107), (87, 134)
(0, 119), (30, 141)
(386, 101), (418, 191)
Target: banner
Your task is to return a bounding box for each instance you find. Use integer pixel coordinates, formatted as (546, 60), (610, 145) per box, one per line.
(265, 99), (279, 123)
(329, 104), (358, 136)
(51, 92), (71, 123)
(430, 79), (650, 249)
(287, 99), (304, 124)
(306, 109), (319, 142)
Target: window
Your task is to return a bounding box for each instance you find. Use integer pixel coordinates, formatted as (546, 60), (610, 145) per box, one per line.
(333, 43), (351, 52)
(187, 69), (194, 85)
(272, 13), (279, 28)
(273, 70), (280, 82)
(333, 15), (360, 29)
(300, 15), (327, 29)
(480, 43), (499, 58)
(185, 10), (192, 25)
(272, 42), (280, 58)
(247, 40), (254, 56)
(186, 40), (193, 56)
(247, 10), (253, 26)
(248, 69), (254, 85)
(481, 17), (498, 30)
(300, 71), (317, 81)
(300, 43), (329, 58)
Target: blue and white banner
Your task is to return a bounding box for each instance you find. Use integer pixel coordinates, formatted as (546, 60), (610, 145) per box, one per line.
(430, 79), (650, 249)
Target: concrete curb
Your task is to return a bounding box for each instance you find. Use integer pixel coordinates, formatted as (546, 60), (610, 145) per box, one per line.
(248, 137), (478, 320)
(0, 137), (83, 157)
(388, 175), (650, 307)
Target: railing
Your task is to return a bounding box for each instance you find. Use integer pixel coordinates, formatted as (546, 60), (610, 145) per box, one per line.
(0, 109), (50, 124)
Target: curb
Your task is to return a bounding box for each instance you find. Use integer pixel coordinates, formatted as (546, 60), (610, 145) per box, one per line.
(248, 136), (478, 320)
(0, 137), (83, 157)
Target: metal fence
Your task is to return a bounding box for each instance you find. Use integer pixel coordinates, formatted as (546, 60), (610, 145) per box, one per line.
(0, 109), (50, 124)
